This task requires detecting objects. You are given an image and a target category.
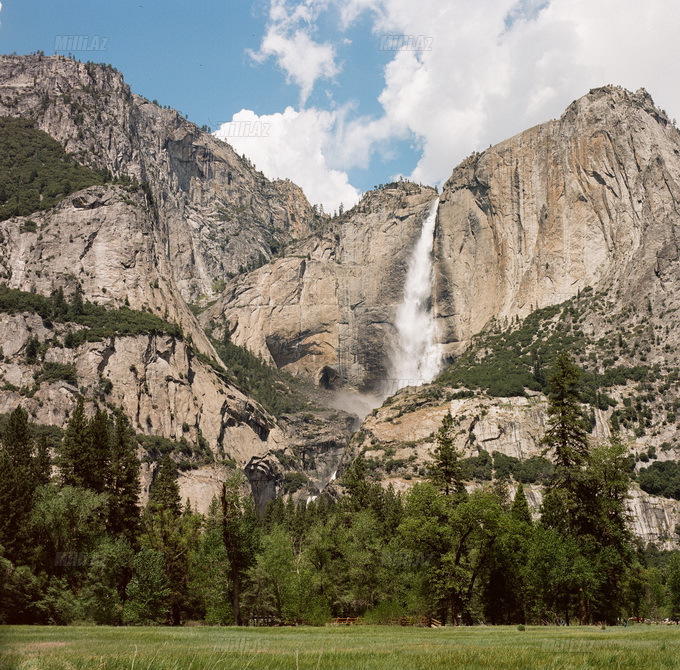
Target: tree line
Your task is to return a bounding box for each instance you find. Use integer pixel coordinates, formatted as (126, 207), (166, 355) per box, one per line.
(1, 352), (680, 625)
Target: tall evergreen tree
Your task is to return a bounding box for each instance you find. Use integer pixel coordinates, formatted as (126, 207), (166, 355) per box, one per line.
(143, 455), (200, 625)
(428, 413), (465, 497)
(60, 400), (111, 492)
(542, 351), (589, 473)
(540, 352), (635, 624)
(70, 284), (85, 316)
(510, 483), (533, 525)
(51, 286), (68, 318)
(149, 455), (181, 517)
(59, 397), (89, 488)
(106, 413), (140, 542)
(0, 407), (48, 561)
(668, 553), (680, 622)
(219, 474), (259, 625)
(85, 407), (110, 493)
(341, 453), (382, 513)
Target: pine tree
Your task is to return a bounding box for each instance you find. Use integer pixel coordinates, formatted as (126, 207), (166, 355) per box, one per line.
(106, 413), (140, 542)
(219, 474), (259, 625)
(668, 553), (680, 622)
(341, 453), (380, 511)
(70, 284), (84, 316)
(59, 397), (89, 488)
(428, 413), (465, 497)
(510, 483), (532, 525)
(540, 353), (635, 624)
(60, 400), (111, 492)
(149, 455), (181, 517)
(142, 455), (199, 625)
(51, 286), (68, 318)
(542, 351), (589, 473)
(0, 406), (46, 561)
(85, 407), (110, 492)
(532, 350), (546, 388)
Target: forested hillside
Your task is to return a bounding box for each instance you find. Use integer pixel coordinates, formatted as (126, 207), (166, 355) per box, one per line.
(2, 354), (680, 626)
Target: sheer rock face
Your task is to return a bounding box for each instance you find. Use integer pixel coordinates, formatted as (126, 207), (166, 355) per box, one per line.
(0, 56), (355, 505)
(0, 186), (216, 356)
(203, 184), (438, 392)
(0, 184), (274, 460)
(0, 54), (317, 302)
(434, 86), (680, 358)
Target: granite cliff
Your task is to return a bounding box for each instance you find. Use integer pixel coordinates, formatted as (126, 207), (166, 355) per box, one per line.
(434, 86), (680, 358)
(203, 183), (438, 393)
(0, 54), (319, 302)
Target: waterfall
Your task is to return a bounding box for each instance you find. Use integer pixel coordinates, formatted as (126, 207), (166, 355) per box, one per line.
(389, 198), (441, 393)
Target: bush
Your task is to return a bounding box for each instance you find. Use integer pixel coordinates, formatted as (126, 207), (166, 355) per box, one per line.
(283, 472), (309, 494)
(123, 550), (170, 625)
(362, 600), (407, 625)
(34, 362), (77, 386)
(492, 451), (553, 484)
(461, 450), (493, 481)
(37, 576), (85, 625)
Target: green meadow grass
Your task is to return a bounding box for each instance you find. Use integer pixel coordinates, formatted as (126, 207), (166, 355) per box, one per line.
(1, 624), (680, 669)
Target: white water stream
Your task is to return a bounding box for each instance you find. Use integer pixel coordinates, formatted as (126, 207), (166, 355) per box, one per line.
(389, 198), (442, 393)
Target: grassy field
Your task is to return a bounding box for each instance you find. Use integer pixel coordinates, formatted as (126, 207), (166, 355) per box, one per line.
(1, 624), (680, 669)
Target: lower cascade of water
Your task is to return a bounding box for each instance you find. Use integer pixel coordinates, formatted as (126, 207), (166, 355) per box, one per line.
(388, 197), (442, 394)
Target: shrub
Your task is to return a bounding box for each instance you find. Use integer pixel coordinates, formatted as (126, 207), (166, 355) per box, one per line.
(283, 472), (309, 494)
(210, 330), (310, 417)
(34, 362), (77, 386)
(0, 284), (182, 344)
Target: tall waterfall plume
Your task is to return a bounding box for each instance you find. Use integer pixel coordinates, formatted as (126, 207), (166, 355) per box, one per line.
(389, 198), (442, 393)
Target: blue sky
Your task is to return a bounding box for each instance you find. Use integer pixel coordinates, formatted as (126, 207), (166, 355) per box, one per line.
(2, 0), (680, 211)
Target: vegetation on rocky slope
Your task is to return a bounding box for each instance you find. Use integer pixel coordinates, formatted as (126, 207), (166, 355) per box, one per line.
(0, 284), (183, 343)
(437, 288), (655, 405)
(0, 116), (114, 220)
(209, 329), (312, 418)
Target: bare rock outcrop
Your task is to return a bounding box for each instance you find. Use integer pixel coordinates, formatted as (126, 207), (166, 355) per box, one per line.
(0, 310), (276, 459)
(0, 185), (216, 356)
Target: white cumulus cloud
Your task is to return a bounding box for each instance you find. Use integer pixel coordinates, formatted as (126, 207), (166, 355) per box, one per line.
(229, 0), (680, 210)
(248, 0), (339, 106)
(215, 107), (361, 213)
